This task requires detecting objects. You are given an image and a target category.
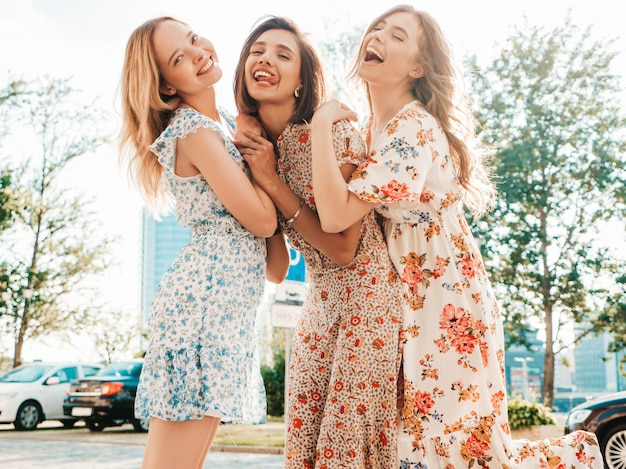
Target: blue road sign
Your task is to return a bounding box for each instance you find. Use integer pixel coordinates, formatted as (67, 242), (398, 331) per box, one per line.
(285, 239), (306, 282)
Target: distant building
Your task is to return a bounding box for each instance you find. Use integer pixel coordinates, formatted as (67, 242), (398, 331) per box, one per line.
(140, 210), (191, 325)
(502, 327), (626, 412)
(504, 329), (545, 401)
(574, 329), (626, 394)
(551, 329), (626, 411)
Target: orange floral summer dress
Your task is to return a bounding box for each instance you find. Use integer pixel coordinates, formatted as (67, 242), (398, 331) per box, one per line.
(279, 120), (404, 469)
(348, 101), (603, 468)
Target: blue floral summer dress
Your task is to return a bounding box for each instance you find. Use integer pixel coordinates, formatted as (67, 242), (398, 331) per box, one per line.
(134, 106), (267, 424)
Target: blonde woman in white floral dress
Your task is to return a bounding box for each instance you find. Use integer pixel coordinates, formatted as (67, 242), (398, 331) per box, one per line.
(119, 17), (288, 469)
(311, 5), (603, 469)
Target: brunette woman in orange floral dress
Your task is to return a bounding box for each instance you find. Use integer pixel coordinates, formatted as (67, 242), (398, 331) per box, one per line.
(233, 16), (404, 469)
(311, 5), (603, 468)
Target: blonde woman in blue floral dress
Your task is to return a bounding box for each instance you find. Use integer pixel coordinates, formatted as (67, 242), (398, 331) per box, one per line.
(118, 17), (288, 469)
(311, 5), (603, 468)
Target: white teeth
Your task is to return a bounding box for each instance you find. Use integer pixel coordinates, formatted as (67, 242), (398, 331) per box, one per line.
(254, 70), (271, 79)
(366, 46), (383, 61)
(198, 60), (212, 75)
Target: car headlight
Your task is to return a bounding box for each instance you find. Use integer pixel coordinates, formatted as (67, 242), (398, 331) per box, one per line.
(567, 409), (592, 427)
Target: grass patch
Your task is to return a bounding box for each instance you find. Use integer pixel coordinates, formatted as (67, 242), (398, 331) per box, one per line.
(214, 416), (285, 447)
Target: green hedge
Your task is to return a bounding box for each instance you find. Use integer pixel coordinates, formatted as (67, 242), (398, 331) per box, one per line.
(507, 397), (555, 430)
(261, 351), (285, 417)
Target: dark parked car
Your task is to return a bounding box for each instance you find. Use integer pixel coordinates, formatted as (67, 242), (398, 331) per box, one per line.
(63, 359), (148, 432)
(565, 391), (626, 468)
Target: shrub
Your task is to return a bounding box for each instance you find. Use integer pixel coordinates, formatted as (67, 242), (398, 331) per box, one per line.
(261, 349), (285, 417)
(507, 397), (556, 430)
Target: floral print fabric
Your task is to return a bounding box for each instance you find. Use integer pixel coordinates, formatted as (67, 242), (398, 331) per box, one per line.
(348, 101), (603, 468)
(279, 121), (405, 469)
(134, 107), (267, 424)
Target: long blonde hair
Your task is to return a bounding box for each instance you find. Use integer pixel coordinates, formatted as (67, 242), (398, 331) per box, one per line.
(118, 17), (182, 213)
(351, 5), (496, 216)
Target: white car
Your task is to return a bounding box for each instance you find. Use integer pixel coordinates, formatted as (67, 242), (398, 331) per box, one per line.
(0, 361), (102, 430)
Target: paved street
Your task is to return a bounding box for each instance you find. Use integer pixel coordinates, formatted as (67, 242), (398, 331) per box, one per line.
(0, 422), (284, 469)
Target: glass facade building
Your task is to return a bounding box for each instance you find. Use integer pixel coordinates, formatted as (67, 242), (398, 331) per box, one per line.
(140, 210), (191, 325)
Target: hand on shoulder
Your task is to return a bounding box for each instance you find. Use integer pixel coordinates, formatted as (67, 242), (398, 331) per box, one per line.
(312, 99), (358, 129)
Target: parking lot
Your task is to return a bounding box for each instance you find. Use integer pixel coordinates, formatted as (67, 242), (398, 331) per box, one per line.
(0, 421), (284, 469)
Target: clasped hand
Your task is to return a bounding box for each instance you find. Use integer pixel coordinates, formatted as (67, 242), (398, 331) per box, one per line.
(233, 114), (279, 190)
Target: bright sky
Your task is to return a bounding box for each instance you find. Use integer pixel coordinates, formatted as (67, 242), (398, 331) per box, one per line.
(0, 0), (623, 361)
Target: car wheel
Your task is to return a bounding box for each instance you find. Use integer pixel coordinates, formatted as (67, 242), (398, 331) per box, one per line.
(85, 419), (107, 432)
(602, 423), (626, 469)
(14, 401), (42, 431)
(132, 418), (150, 432)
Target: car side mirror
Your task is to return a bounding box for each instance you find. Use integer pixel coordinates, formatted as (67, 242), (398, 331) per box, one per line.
(45, 376), (61, 385)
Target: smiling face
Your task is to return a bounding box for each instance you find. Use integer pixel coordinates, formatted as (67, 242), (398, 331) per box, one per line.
(357, 11), (424, 88)
(151, 20), (222, 99)
(243, 28), (302, 107)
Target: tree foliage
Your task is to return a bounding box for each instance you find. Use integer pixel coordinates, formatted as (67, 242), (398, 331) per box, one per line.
(260, 327), (287, 417)
(466, 15), (626, 407)
(0, 81), (27, 232)
(0, 169), (17, 231)
(317, 19), (367, 119)
(0, 76), (114, 366)
(83, 309), (142, 364)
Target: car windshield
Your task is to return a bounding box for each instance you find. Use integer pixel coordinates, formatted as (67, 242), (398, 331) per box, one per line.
(96, 362), (142, 378)
(0, 364), (55, 383)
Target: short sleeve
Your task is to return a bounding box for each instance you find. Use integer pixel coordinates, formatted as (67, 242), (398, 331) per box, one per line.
(348, 104), (443, 204)
(149, 107), (240, 170)
(331, 119), (367, 167)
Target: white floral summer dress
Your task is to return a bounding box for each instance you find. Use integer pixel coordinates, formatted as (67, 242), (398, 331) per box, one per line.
(348, 101), (603, 468)
(134, 106), (267, 424)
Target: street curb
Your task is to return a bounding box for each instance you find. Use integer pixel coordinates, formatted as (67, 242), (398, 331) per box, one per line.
(210, 445), (284, 455)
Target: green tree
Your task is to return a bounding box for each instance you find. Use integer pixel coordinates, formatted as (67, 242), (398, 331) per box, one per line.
(260, 327), (287, 417)
(0, 80), (27, 232)
(466, 15), (626, 407)
(598, 274), (626, 365)
(0, 169), (17, 231)
(317, 19), (366, 119)
(84, 309), (142, 364)
(0, 76), (114, 367)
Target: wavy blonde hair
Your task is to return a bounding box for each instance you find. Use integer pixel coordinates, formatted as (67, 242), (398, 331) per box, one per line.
(350, 5), (496, 216)
(118, 17), (183, 213)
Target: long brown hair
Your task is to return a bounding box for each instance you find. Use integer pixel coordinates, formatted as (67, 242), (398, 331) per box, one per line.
(351, 5), (496, 216)
(233, 16), (326, 124)
(118, 17), (182, 212)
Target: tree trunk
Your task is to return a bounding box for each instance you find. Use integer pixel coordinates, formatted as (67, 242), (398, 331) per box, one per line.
(540, 205), (555, 409)
(13, 308), (26, 368)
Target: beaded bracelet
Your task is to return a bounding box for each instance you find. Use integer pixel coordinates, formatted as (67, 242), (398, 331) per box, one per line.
(286, 199), (304, 224)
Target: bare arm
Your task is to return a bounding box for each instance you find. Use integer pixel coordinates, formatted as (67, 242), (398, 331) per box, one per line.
(235, 113), (267, 140)
(236, 129), (362, 267)
(311, 100), (376, 233)
(265, 232), (289, 283)
(177, 127), (277, 238)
